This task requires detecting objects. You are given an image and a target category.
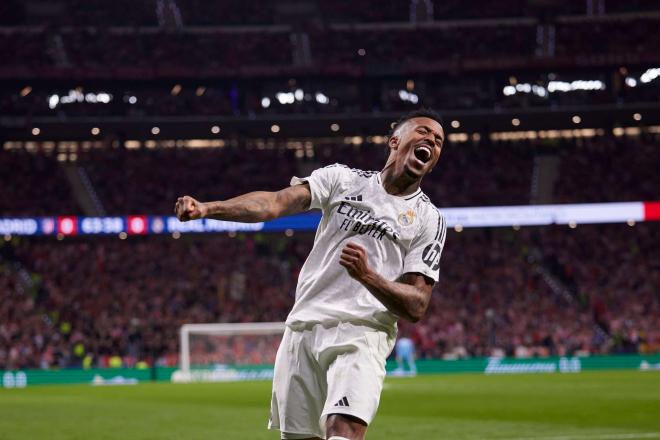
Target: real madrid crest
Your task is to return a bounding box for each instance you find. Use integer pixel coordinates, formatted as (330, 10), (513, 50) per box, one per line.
(397, 209), (416, 226)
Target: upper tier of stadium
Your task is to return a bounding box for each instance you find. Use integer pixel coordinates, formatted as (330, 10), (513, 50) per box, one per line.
(2, 134), (659, 216)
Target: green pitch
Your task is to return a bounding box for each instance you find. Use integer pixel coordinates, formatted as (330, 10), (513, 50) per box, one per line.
(1, 371), (659, 440)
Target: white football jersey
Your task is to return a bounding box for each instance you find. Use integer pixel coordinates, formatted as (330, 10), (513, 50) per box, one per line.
(286, 164), (446, 335)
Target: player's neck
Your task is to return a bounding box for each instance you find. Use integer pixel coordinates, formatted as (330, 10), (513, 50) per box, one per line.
(379, 166), (422, 197)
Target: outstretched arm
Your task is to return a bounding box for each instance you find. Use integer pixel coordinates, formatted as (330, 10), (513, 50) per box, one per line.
(339, 242), (434, 322)
(174, 184), (311, 223)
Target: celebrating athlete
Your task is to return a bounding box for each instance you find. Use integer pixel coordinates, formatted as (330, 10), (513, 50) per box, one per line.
(175, 108), (447, 440)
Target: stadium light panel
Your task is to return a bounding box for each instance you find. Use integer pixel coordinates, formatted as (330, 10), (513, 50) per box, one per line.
(503, 79), (605, 97)
(48, 95), (59, 109)
(640, 67), (660, 83)
(398, 90), (419, 104)
(276, 92), (294, 104)
(315, 92), (330, 104)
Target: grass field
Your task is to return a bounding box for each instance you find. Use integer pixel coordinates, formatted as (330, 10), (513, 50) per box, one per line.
(1, 371), (659, 440)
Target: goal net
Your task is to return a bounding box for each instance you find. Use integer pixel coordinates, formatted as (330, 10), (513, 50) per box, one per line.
(174, 322), (286, 383)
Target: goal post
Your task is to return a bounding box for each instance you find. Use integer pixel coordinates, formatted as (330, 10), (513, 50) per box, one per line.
(176, 322), (286, 383)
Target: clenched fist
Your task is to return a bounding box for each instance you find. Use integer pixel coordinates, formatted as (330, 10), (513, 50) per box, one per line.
(339, 242), (373, 281)
(174, 195), (208, 221)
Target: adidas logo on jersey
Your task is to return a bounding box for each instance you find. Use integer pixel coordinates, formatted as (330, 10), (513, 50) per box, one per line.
(345, 195), (363, 201)
(333, 396), (350, 407)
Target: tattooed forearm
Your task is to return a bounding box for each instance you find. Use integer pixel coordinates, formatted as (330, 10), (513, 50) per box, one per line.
(204, 185), (311, 223)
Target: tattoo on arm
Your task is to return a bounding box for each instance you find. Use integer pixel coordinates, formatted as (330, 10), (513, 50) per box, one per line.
(204, 184), (311, 223)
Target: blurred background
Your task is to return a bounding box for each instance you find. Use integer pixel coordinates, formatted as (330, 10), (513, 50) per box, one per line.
(1, 0), (659, 374)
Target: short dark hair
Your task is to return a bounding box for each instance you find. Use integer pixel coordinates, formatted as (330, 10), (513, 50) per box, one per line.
(389, 108), (443, 136)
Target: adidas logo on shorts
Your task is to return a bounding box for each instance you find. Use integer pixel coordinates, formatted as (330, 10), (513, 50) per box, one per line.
(333, 396), (350, 407)
(344, 195), (363, 201)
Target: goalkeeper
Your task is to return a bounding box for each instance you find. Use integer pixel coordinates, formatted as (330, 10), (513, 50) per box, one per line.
(175, 109), (447, 440)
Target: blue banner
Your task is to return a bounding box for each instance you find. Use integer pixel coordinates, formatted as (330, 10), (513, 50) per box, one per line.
(0, 201), (656, 236)
(0, 213), (323, 236)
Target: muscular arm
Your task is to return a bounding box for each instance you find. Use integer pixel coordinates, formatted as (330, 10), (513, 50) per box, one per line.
(175, 184), (311, 223)
(339, 242), (434, 322)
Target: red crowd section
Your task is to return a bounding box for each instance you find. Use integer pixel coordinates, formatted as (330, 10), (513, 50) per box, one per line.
(1, 222), (658, 370)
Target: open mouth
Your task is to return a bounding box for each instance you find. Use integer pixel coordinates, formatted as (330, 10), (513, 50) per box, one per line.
(413, 144), (432, 163)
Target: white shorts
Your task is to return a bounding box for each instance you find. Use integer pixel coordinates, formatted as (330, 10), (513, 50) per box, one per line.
(268, 322), (395, 439)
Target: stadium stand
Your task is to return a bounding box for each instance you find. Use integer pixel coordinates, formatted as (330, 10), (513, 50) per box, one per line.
(553, 135), (660, 203)
(80, 147), (298, 215)
(0, 149), (81, 216)
(2, 222), (658, 370)
(2, 0), (659, 374)
(1, 134), (656, 215)
(5, 0), (658, 27)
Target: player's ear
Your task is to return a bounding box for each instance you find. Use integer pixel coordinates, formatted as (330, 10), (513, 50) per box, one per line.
(388, 135), (399, 150)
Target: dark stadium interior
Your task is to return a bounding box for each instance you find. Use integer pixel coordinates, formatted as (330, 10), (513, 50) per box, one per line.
(2, 0), (660, 371)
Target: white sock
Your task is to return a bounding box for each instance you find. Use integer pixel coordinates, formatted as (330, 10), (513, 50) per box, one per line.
(327, 437), (351, 440)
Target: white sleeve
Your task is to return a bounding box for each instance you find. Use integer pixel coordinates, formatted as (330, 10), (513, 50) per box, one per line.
(402, 209), (446, 282)
(290, 164), (346, 210)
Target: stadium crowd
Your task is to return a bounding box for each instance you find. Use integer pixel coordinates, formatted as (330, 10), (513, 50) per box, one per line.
(3, 134), (657, 217)
(0, 149), (81, 216)
(1, 135), (658, 367)
(553, 135), (660, 203)
(78, 139), (534, 214)
(81, 147), (298, 215)
(1, 233), (307, 369)
(1, 222), (657, 370)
